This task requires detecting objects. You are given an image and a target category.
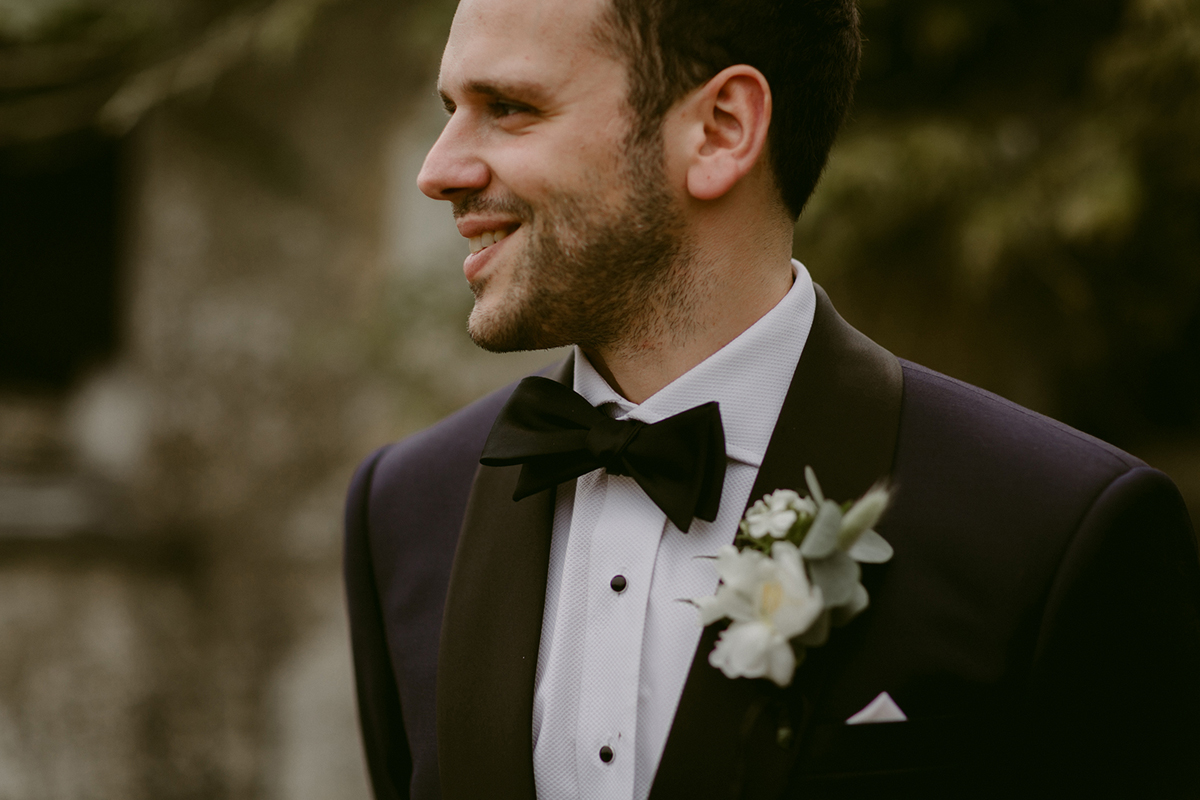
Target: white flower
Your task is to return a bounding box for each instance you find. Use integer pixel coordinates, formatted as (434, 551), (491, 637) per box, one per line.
(744, 494), (793, 538)
(696, 469), (896, 689)
(694, 542), (824, 687)
(801, 468), (894, 564)
(743, 489), (816, 539)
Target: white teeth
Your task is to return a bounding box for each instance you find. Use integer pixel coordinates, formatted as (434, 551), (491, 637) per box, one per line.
(467, 228), (513, 254)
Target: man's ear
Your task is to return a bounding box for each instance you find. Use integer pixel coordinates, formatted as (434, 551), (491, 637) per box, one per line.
(675, 65), (772, 202)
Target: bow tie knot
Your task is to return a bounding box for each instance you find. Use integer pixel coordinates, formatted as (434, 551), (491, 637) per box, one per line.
(480, 376), (727, 532)
(585, 416), (643, 474)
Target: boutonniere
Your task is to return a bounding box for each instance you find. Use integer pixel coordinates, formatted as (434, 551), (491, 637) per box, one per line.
(691, 467), (893, 687)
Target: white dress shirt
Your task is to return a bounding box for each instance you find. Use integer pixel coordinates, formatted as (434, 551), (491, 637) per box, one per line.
(531, 261), (817, 800)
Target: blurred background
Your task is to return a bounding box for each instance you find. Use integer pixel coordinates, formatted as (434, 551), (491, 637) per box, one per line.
(0, 0), (1196, 797)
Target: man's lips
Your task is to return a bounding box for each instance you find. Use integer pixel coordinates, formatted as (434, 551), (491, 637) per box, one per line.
(468, 226), (511, 255)
(462, 224), (519, 281)
(456, 215), (521, 239)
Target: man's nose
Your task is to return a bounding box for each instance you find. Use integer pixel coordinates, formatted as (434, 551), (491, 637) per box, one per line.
(417, 116), (489, 201)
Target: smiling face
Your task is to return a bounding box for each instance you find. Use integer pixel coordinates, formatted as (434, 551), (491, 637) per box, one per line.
(417, 0), (693, 353)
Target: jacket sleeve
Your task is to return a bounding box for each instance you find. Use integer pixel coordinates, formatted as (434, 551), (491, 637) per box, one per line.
(344, 447), (412, 800)
(1023, 465), (1200, 796)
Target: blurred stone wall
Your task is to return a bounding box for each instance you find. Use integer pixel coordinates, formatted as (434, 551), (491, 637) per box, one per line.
(0, 1), (552, 797)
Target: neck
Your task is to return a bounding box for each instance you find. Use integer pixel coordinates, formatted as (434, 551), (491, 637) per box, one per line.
(582, 232), (794, 404)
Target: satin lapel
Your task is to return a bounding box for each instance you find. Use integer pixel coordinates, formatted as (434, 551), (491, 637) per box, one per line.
(436, 357), (573, 800)
(649, 286), (904, 800)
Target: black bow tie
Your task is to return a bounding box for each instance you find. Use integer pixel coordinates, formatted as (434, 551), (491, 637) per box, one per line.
(479, 376), (726, 532)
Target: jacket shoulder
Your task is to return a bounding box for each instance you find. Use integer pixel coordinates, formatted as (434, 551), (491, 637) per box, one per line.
(898, 360), (1143, 481)
(887, 359), (1155, 603)
(857, 361), (1163, 696)
(894, 364), (1200, 793)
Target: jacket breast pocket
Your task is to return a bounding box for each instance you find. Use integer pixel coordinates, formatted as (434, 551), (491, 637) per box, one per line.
(788, 716), (988, 799)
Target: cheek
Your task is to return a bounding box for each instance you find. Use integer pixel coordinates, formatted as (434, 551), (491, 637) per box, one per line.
(486, 126), (634, 212)
(581, 119), (635, 175)
(489, 155), (567, 205)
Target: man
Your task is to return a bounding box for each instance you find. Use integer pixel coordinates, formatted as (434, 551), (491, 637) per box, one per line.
(344, 0), (1200, 797)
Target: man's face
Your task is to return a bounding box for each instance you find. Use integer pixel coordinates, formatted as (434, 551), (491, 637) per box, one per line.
(418, 0), (691, 353)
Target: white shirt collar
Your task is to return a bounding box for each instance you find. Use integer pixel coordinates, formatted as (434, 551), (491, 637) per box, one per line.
(573, 260), (817, 469)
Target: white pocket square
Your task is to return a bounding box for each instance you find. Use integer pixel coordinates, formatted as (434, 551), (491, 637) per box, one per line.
(845, 691), (908, 725)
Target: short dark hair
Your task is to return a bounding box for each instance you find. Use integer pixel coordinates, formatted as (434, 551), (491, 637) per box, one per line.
(597, 0), (861, 220)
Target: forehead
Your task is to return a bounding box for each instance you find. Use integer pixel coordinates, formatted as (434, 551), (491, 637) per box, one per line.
(440, 0), (621, 93)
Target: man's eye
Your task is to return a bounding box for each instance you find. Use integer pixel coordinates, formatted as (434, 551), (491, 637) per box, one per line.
(492, 101), (530, 118)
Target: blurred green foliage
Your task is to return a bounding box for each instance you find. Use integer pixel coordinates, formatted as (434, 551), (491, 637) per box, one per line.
(0, 0), (344, 149)
(799, 0), (1200, 448)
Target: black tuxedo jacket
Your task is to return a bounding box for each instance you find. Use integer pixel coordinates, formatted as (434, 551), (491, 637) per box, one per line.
(344, 287), (1200, 800)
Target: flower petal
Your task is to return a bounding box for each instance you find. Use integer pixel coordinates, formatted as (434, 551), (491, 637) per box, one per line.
(831, 582), (870, 626)
(766, 489), (802, 511)
(800, 500), (843, 559)
(796, 609), (831, 647)
(713, 545), (763, 594)
(709, 621), (773, 680)
(773, 594), (824, 640)
(838, 485), (891, 550)
(745, 516), (769, 538)
(771, 509), (798, 538)
(694, 593), (731, 626)
(748, 507), (797, 539)
(720, 585), (759, 624)
(765, 639), (798, 687)
(792, 496), (818, 518)
(766, 541), (825, 638)
(808, 551), (861, 606)
(770, 540), (806, 585)
(847, 529), (894, 563)
(804, 466), (825, 505)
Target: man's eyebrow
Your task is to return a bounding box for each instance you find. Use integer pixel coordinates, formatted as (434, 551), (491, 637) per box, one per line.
(441, 79), (553, 108)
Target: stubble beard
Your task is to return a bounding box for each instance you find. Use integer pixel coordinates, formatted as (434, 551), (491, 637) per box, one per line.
(462, 136), (695, 355)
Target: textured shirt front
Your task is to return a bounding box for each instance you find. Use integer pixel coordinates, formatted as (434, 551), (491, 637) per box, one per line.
(531, 261), (817, 800)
